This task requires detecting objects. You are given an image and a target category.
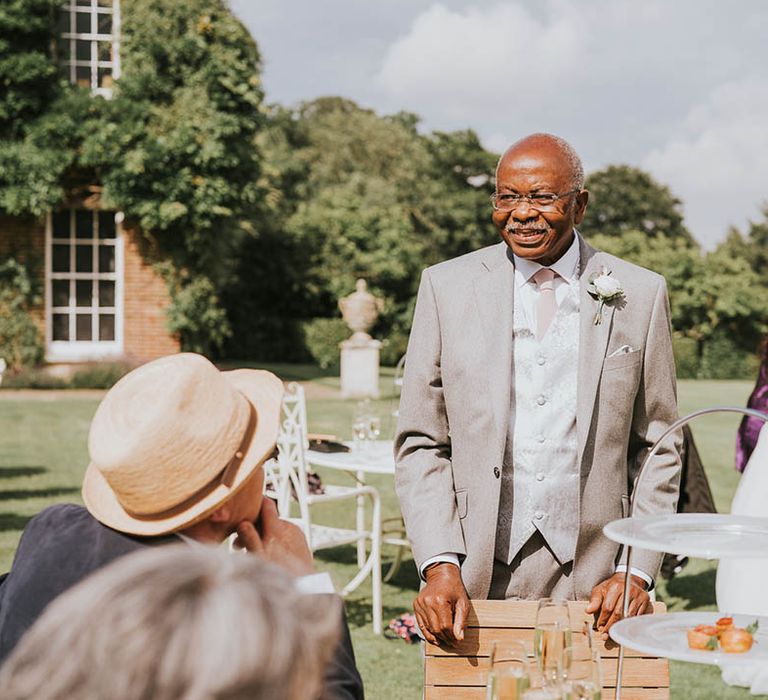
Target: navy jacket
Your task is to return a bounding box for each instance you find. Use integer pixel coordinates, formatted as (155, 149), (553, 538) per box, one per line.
(0, 504), (364, 699)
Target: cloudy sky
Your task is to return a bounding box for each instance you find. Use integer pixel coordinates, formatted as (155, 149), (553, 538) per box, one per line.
(229, 0), (768, 249)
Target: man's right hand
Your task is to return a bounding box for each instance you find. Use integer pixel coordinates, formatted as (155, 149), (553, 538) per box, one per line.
(413, 562), (470, 646)
(234, 498), (315, 577)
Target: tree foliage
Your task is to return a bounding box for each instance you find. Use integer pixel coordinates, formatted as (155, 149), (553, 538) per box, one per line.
(0, 258), (44, 371)
(583, 165), (693, 243)
(0, 0), (265, 355)
(225, 98), (499, 363)
(0, 0), (60, 138)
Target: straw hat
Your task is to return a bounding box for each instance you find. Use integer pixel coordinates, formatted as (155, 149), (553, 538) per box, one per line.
(82, 353), (284, 536)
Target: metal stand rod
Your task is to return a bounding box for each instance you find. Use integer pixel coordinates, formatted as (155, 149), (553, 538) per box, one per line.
(613, 406), (768, 700)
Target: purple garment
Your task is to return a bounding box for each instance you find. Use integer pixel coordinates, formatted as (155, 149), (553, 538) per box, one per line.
(736, 345), (768, 472)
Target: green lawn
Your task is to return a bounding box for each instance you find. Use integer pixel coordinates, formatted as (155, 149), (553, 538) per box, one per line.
(0, 373), (762, 698)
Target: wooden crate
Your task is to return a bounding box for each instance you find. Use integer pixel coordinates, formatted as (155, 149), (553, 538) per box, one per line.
(424, 600), (669, 699)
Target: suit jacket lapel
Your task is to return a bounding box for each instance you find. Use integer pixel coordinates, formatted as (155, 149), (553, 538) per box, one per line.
(473, 243), (515, 458)
(577, 238), (614, 464)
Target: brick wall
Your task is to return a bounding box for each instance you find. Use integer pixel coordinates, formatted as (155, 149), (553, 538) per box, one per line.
(0, 214), (179, 363)
(122, 226), (180, 361)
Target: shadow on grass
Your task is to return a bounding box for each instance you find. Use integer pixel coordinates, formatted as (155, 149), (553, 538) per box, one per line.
(666, 568), (717, 610)
(315, 548), (420, 590)
(0, 466), (47, 478)
(345, 597), (411, 629)
(0, 514), (32, 531)
(0, 487), (79, 500)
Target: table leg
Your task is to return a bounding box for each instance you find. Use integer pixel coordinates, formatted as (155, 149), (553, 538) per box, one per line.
(357, 470), (366, 567)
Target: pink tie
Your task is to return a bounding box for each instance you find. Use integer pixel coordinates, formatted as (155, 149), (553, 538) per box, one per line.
(533, 268), (558, 341)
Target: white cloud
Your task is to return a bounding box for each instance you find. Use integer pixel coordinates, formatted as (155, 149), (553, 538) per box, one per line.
(374, 0), (768, 246)
(643, 77), (768, 248)
(231, 0), (768, 247)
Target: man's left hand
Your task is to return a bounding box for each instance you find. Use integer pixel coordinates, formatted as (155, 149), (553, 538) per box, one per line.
(586, 573), (652, 640)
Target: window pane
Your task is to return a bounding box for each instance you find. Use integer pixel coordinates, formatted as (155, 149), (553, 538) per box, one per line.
(97, 0), (114, 8)
(76, 39), (91, 61)
(53, 314), (70, 341)
(97, 13), (112, 35)
(76, 314), (92, 341)
(59, 39), (73, 61)
(52, 280), (70, 307)
(58, 9), (71, 35)
(76, 65), (91, 89)
(76, 245), (93, 272)
(76, 280), (92, 307)
(97, 41), (112, 61)
(98, 244), (115, 273)
(98, 211), (116, 238)
(52, 244), (70, 272)
(98, 67), (113, 89)
(76, 12), (91, 33)
(75, 210), (93, 238)
(99, 280), (115, 307)
(52, 211), (70, 238)
(99, 314), (115, 341)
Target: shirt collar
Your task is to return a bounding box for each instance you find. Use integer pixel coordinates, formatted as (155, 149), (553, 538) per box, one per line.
(513, 230), (581, 287)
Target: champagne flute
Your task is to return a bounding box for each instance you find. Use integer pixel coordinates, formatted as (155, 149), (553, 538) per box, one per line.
(352, 400), (371, 450)
(487, 641), (530, 700)
(367, 415), (381, 442)
(534, 598), (572, 686)
(560, 647), (602, 700)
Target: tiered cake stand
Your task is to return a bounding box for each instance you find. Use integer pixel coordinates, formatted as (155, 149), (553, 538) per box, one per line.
(602, 407), (768, 699)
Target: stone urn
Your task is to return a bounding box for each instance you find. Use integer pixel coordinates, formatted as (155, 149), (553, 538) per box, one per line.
(339, 279), (384, 344)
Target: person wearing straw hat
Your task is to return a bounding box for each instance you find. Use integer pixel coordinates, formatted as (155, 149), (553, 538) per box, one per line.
(0, 353), (363, 700)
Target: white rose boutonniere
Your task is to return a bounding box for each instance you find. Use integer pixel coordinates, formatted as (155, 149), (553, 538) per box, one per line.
(587, 267), (624, 325)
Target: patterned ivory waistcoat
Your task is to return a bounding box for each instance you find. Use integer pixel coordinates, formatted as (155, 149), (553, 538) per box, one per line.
(494, 285), (581, 566)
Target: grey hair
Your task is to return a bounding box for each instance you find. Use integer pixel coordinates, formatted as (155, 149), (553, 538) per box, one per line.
(496, 133), (585, 190)
(0, 545), (341, 700)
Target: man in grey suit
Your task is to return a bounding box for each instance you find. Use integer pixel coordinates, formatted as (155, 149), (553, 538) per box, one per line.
(395, 133), (681, 646)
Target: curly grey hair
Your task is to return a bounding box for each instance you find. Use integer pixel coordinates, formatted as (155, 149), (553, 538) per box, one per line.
(0, 545), (340, 700)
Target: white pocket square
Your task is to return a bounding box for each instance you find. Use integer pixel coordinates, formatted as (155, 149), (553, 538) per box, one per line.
(608, 344), (636, 358)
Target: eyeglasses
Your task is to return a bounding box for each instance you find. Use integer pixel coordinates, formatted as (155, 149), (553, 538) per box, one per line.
(490, 189), (581, 212)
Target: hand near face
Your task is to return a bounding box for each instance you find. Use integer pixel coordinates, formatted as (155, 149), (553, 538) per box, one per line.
(414, 562), (470, 647)
(233, 498), (315, 577)
(586, 572), (652, 640)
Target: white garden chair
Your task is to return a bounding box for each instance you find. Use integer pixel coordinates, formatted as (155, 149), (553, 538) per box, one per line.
(275, 382), (383, 634)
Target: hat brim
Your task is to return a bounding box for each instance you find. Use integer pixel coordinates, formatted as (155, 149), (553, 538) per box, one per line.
(82, 369), (285, 536)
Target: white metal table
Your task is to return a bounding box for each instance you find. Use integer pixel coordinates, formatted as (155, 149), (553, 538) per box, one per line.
(307, 440), (407, 577)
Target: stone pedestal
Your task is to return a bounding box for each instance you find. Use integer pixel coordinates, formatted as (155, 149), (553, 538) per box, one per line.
(340, 337), (382, 399)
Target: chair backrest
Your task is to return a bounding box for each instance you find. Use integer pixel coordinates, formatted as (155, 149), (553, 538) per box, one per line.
(282, 381), (309, 448)
(270, 382), (312, 531)
(424, 599), (669, 699)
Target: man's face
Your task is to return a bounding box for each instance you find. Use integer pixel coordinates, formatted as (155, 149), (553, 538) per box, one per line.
(492, 141), (588, 266)
(223, 462), (265, 529)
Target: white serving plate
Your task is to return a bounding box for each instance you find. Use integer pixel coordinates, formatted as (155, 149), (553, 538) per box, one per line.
(603, 514), (768, 559)
(610, 612), (768, 667)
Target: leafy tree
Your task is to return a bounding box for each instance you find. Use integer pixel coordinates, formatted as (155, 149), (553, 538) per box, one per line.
(583, 165), (693, 243)
(0, 0), (266, 355)
(224, 98), (499, 363)
(0, 258), (44, 371)
(0, 0), (60, 138)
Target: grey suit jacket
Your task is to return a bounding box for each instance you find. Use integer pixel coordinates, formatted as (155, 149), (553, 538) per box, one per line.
(394, 236), (682, 600)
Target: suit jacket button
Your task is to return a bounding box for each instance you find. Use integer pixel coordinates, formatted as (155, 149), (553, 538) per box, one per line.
(493, 467), (500, 478)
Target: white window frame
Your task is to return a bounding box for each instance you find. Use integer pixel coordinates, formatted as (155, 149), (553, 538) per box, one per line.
(45, 210), (125, 363)
(59, 0), (121, 98)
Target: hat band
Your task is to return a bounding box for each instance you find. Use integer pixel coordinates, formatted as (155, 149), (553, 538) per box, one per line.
(122, 403), (258, 521)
